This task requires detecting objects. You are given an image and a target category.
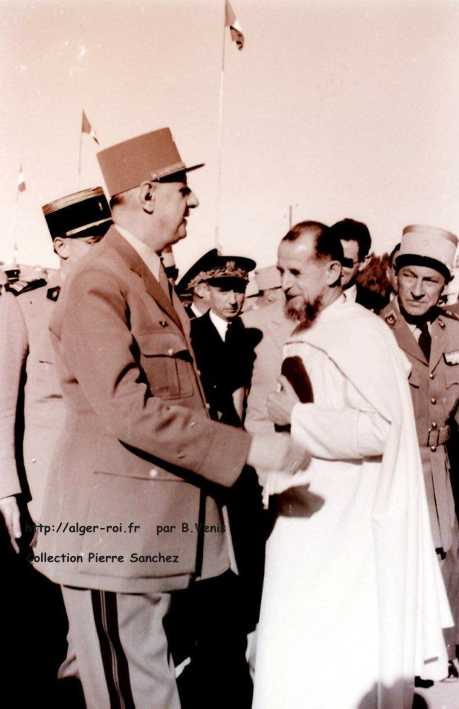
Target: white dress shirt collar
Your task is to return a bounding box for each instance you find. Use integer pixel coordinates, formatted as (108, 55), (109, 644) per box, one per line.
(116, 225), (161, 280)
(343, 283), (357, 303)
(209, 310), (230, 340)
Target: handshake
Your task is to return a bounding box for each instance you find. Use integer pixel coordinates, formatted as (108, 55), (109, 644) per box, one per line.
(246, 372), (311, 479)
(246, 432), (310, 478)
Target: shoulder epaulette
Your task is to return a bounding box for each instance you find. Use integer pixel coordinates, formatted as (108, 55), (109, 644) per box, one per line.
(5, 278), (47, 297)
(440, 307), (459, 322)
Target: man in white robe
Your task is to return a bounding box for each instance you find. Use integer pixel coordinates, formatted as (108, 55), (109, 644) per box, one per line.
(252, 221), (451, 709)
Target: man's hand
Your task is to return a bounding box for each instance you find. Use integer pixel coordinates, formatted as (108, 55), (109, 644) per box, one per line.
(247, 432), (310, 476)
(267, 375), (300, 426)
(0, 495), (21, 554)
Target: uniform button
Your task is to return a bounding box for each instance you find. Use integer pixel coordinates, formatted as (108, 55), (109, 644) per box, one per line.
(167, 348), (174, 356)
(431, 446), (437, 452)
(429, 372), (435, 379)
(190, 421), (196, 428)
(206, 403), (211, 410)
(431, 398), (437, 405)
(431, 422), (437, 429)
(149, 468), (159, 478)
(31, 458), (37, 463)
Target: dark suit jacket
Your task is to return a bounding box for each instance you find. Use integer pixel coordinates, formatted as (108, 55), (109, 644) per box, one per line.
(35, 227), (250, 593)
(190, 312), (256, 427)
(191, 311), (265, 627)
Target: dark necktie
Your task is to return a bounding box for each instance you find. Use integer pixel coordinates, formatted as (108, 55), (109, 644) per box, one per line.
(225, 320), (239, 344)
(159, 264), (173, 302)
(418, 322), (431, 361)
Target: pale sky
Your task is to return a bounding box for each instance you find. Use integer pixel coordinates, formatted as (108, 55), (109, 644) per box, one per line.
(1, 0), (459, 274)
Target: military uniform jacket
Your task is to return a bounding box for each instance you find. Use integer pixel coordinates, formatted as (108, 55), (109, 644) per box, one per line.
(0, 273), (62, 520)
(242, 301), (294, 434)
(35, 227), (251, 593)
(381, 302), (459, 550)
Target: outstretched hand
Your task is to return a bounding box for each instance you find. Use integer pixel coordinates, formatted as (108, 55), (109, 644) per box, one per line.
(0, 495), (21, 554)
(247, 432), (310, 476)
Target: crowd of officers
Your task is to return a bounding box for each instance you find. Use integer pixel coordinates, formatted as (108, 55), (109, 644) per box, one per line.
(1, 125), (459, 706)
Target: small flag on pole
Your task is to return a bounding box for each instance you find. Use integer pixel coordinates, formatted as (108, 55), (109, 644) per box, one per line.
(17, 165), (26, 193)
(81, 110), (100, 145)
(225, 1), (245, 50)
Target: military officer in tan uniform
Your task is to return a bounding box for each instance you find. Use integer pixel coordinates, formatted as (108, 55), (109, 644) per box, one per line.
(381, 224), (459, 678)
(34, 127), (306, 709)
(0, 187), (111, 704)
(0, 187), (112, 541)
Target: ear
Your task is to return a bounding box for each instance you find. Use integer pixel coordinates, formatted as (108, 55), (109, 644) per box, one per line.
(194, 282), (209, 300)
(138, 180), (157, 214)
(386, 266), (395, 283)
(326, 260), (342, 287)
(53, 236), (71, 260)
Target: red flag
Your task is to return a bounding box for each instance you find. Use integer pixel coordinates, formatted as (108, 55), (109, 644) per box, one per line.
(81, 110), (100, 145)
(17, 165), (26, 193)
(225, 0), (245, 50)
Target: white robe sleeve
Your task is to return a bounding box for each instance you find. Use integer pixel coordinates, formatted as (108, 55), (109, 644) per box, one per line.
(291, 403), (390, 459)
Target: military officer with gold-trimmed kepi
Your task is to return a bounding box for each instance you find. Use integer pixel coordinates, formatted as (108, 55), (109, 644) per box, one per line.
(381, 224), (459, 678)
(0, 187), (112, 535)
(0, 186), (111, 703)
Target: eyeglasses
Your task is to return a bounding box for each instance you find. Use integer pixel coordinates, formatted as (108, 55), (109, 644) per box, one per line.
(341, 257), (361, 268)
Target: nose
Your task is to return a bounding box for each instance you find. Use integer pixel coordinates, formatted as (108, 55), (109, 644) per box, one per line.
(227, 290), (237, 304)
(187, 190), (199, 209)
(411, 278), (424, 298)
(281, 271), (294, 291)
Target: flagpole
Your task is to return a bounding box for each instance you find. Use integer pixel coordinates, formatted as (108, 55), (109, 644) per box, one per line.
(10, 189), (19, 265)
(9, 164), (27, 265)
(214, 0), (228, 252)
(78, 115), (83, 183)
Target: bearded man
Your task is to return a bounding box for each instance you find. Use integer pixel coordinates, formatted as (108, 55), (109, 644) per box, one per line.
(252, 220), (451, 709)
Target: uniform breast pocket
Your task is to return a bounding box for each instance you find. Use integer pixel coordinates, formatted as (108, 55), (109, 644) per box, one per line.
(136, 332), (194, 400)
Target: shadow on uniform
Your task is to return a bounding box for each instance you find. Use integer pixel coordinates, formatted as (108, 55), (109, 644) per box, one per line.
(1, 516), (84, 707)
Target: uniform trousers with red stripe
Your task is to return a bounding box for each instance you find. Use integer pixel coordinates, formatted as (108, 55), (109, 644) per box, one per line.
(62, 586), (180, 709)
